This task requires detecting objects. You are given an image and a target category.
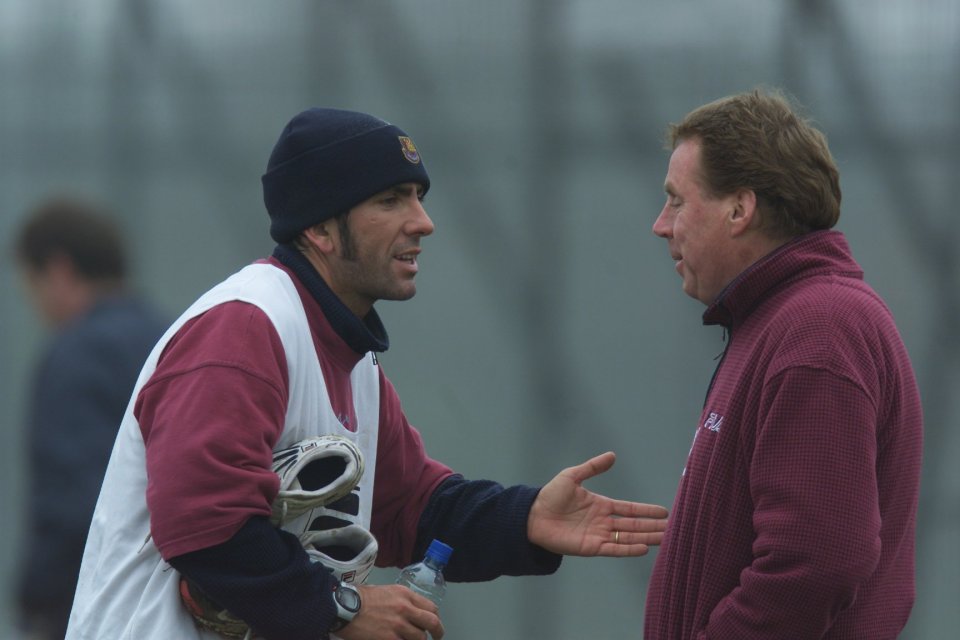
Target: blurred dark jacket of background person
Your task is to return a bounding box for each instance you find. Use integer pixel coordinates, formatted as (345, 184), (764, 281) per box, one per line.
(12, 195), (169, 640)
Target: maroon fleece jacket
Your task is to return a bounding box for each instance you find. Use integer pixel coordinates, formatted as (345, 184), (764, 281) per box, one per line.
(645, 230), (923, 640)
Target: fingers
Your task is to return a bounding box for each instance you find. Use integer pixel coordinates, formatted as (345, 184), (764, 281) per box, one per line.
(604, 508), (669, 558)
(598, 527), (666, 557)
(345, 584), (444, 640)
(404, 589), (440, 613)
(407, 606), (444, 639)
(607, 509), (669, 539)
(612, 529), (666, 546)
(399, 590), (444, 639)
(601, 542), (652, 557)
(608, 498), (669, 520)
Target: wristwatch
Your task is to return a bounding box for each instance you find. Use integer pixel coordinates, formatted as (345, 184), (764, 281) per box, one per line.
(330, 582), (362, 632)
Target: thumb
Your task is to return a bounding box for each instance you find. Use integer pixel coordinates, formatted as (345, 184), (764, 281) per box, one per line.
(567, 451), (616, 484)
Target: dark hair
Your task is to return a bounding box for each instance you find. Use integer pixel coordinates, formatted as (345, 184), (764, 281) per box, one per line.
(14, 196), (128, 281)
(667, 88), (841, 239)
(333, 211), (355, 260)
(291, 210), (354, 259)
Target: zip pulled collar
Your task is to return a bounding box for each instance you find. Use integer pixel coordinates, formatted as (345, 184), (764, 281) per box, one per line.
(703, 230), (863, 329)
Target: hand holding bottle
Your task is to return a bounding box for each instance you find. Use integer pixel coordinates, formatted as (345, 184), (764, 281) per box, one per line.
(335, 583), (444, 640)
(395, 540), (452, 639)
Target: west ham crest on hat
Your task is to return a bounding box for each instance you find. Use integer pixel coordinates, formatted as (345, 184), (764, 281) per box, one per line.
(398, 136), (421, 164)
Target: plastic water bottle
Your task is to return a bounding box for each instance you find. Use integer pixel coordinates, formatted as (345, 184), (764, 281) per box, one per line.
(396, 538), (453, 609)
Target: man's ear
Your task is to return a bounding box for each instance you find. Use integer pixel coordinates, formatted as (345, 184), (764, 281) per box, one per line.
(729, 188), (759, 236)
(302, 222), (336, 254)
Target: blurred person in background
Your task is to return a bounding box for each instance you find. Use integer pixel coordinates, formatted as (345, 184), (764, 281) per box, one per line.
(645, 88), (923, 639)
(12, 196), (169, 640)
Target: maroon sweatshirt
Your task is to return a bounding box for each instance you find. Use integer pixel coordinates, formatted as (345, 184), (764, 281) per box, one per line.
(137, 257), (452, 567)
(645, 230), (923, 639)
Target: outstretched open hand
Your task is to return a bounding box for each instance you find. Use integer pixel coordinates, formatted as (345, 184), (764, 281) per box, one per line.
(527, 451), (668, 557)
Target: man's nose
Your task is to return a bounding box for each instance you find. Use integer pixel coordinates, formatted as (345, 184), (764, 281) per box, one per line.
(409, 200), (435, 237)
(652, 206), (673, 238)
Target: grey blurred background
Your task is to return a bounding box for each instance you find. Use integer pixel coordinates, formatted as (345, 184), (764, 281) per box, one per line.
(1, 0), (956, 638)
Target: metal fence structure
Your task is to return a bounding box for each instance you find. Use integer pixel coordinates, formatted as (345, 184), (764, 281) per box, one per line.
(1, 1), (956, 637)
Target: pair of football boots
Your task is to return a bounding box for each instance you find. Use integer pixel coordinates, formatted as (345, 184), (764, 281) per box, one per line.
(180, 435), (376, 639)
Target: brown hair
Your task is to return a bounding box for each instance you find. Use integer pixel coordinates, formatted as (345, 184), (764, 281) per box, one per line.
(667, 88), (841, 239)
(14, 196), (128, 281)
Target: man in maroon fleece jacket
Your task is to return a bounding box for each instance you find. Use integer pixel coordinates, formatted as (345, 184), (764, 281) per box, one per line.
(646, 88), (923, 639)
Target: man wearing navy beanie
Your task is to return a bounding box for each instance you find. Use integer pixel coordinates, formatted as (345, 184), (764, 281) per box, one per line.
(263, 108), (431, 244)
(67, 107), (669, 640)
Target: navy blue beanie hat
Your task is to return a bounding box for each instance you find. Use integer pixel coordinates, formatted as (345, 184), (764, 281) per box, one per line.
(262, 107), (431, 243)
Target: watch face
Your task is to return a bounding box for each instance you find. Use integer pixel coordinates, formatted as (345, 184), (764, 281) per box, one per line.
(336, 584), (361, 613)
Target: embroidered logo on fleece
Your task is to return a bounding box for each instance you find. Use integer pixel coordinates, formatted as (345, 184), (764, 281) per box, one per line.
(681, 413), (724, 477)
(703, 412), (724, 432)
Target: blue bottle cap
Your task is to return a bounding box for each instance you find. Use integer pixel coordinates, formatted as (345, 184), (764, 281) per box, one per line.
(426, 539), (453, 565)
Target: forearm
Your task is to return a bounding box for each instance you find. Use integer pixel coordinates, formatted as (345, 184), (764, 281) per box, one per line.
(415, 475), (562, 582)
(169, 516), (337, 640)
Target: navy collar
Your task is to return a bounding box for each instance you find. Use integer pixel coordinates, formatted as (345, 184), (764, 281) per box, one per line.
(272, 243), (389, 354)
